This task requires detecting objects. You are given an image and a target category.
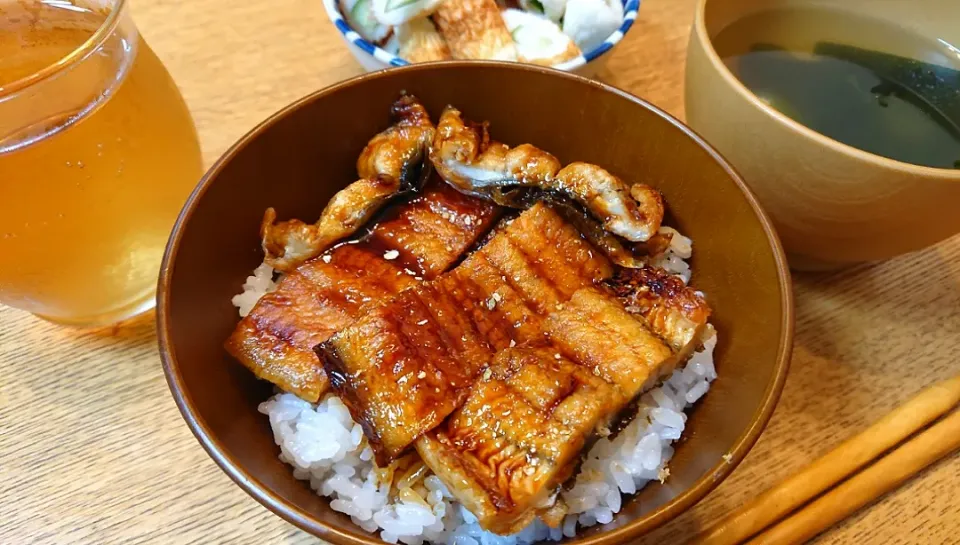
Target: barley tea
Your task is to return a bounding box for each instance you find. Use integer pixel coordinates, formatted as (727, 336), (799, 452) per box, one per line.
(0, 0), (203, 325)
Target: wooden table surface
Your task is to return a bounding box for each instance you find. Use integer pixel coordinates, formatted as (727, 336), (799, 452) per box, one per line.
(2, 0), (959, 543)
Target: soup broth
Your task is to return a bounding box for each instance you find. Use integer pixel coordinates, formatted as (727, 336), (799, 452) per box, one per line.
(713, 7), (960, 169)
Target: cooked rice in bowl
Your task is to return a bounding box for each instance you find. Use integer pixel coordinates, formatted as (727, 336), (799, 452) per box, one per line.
(234, 228), (718, 545)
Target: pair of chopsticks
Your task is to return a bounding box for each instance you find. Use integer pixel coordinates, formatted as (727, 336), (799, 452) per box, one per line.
(693, 375), (960, 545)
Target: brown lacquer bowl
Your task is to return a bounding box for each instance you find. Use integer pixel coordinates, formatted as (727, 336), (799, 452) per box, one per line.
(158, 62), (793, 545)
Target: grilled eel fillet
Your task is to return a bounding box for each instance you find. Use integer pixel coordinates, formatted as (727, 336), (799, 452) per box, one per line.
(261, 94), (436, 272)
(416, 346), (619, 534)
(416, 284), (707, 535)
(318, 201), (711, 533)
(429, 105), (665, 245)
(318, 203), (613, 465)
(225, 183), (498, 402)
(607, 266), (713, 360)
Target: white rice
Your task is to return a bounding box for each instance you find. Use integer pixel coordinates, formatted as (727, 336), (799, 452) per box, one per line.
(232, 263), (279, 317)
(238, 227), (716, 545)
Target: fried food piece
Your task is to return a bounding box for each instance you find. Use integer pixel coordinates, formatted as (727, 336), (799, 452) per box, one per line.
(226, 183), (499, 402)
(318, 203), (612, 464)
(430, 105), (665, 244)
(433, 0), (518, 60)
(397, 17), (452, 62)
(261, 94), (435, 272)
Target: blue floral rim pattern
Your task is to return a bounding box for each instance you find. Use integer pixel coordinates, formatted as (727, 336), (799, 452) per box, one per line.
(324, 0), (641, 70)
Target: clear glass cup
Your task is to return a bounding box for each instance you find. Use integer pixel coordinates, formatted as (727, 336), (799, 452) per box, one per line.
(0, 0), (203, 326)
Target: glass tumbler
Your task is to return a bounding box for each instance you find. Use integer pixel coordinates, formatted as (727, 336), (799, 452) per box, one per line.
(0, 0), (203, 326)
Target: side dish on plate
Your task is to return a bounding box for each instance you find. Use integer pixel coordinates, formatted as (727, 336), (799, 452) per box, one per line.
(335, 0), (628, 67)
(225, 94), (718, 545)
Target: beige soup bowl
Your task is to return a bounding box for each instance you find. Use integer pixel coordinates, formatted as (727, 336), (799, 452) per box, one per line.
(685, 0), (960, 270)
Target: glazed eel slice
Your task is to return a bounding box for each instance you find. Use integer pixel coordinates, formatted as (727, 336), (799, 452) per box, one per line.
(318, 203), (613, 465)
(261, 94), (436, 272)
(416, 285), (704, 535)
(225, 182), (499, 402)
(318, 201), (711, 534)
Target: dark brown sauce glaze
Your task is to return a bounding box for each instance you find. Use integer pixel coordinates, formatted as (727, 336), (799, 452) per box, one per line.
(314, 199), (716, 533)
(317, 204), (616, 466)
(417, 345), (626, 532)
(354, 232), (429, 280)
(314, 173), (503, 276)
(477, 187), (671, 268)
(226, 180), (501, 403)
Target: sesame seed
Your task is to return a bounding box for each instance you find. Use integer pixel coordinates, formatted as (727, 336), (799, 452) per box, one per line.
(509, 339), (516, 347)
(322, 255), (332, 263)
(417, 319), (428, 325)
(417, 371), (427, 379)
(383, 250), (400, 260)
(482, 368), (492, 381)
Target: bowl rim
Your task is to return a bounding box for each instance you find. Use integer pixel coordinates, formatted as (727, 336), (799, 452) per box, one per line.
(692, 0), (960, 179)
(320, 0), (642, 71)
(157, 61), (795, 545)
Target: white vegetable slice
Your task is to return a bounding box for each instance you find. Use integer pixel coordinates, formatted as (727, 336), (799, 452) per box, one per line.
(502, 9), (580, 66)
(562, 0), (624, 52)
(519, 0), (567, 22)
(340, 0), (393, 44)
(372, 0), (443, 26)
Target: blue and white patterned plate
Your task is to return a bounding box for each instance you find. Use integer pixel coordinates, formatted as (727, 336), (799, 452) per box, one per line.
(321, 0), (641, 75)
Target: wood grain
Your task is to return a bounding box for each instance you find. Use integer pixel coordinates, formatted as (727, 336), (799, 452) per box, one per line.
(1, 0), (958, 543)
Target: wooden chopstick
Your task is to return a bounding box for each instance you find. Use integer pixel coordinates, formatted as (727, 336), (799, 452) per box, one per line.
(747, 408), (960, 545)
(693, 375), (960, 545)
